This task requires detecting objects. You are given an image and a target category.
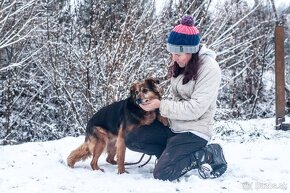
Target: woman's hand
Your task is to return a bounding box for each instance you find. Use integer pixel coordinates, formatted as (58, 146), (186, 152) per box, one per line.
(139, 99), (161, 111)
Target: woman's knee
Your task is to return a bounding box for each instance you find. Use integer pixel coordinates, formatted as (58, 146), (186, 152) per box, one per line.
(153, 153), (179, 181)
(153, 163), (177, 181)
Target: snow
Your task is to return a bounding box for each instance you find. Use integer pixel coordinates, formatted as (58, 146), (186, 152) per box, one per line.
(1, 117), (290, 193)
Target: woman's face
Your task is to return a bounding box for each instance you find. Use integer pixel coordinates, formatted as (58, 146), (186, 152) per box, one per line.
(171, 53), (192, 68)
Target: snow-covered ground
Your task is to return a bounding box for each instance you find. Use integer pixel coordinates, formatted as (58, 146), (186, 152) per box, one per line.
(1, 117), (290, 193)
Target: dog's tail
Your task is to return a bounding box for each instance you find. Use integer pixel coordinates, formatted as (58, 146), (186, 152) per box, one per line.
(67, 137), (94, 168)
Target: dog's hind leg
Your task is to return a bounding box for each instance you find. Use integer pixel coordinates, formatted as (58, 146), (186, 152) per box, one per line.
(90, 139), (106, 172)
(90, 127), (107, 172)
(67, 142), (91, 168)
(106, 136), (117, 165)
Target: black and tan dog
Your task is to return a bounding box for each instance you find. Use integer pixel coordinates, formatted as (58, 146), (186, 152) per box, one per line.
(67, 78), (167, 174)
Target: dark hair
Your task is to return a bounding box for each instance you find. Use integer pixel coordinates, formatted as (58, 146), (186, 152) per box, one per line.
(168, 52), (201, 84)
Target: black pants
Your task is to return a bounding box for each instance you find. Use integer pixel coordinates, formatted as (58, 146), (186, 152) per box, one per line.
(125, 120), (208, 181)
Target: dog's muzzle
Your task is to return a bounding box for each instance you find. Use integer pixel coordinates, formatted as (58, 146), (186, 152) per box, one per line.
(135, 98), (149, 105)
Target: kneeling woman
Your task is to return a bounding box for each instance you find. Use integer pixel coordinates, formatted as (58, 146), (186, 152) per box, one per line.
(125, 15), (227, 181)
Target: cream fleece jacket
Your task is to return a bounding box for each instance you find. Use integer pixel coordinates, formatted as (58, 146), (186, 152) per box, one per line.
(159, 45), (221, 140)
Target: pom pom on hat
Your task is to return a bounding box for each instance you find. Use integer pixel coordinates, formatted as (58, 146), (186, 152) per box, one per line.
(167, 15), (200, 54)
(180, 15), (194, 26)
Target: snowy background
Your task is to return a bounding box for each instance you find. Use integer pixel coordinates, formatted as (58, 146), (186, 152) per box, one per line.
(1, 0), (290, 144)
(1, 117), (289, 193)
(1, 0), (290, 192)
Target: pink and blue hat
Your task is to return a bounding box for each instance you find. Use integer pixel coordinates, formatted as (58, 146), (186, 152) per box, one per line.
(167, 15), (200, 54)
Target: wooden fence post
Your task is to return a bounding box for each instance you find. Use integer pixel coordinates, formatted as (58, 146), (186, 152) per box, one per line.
(275, 25), (290, 130)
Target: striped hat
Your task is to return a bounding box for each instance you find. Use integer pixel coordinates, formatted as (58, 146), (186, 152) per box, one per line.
(167, 15), (200, 54)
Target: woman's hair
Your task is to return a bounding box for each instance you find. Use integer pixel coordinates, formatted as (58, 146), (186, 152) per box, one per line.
(168, 52), (201, 84)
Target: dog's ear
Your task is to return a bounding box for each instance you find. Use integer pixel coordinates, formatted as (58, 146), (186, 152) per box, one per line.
(144, 78), (163, 97)
(145, 78), (160, 86)
(130, 83), (136, 96)
(130, 84), (134, 96)
(130, 81), (140, 96)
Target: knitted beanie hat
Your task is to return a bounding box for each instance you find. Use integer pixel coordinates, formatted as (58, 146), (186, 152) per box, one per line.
(167, 15), (200, 54)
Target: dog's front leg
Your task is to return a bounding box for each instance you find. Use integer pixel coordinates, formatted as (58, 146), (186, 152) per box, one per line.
(116, 127), (127, 174)
(157, 114), (169, 126)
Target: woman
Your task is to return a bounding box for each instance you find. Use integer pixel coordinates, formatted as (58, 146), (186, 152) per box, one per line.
(125, 15), (227, 181)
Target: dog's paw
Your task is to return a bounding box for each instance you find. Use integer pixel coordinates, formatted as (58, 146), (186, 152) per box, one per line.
(91, 164), (105, 172)
(117, 168), (128, 174)
(106, 158), (117, 165)
(99, 168), (105, 172)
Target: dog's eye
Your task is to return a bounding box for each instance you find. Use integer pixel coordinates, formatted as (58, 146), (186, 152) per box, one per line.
(142, 88), (148, 93)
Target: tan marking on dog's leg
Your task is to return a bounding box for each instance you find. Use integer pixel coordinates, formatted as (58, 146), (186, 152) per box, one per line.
(90, 139), (106, 172)
(90, 127), (108, 172)
(116, 127), (127, 174)
(106, 135), (117, 165)
(87, 136), (97, 154)
(157, 114), (169, 126)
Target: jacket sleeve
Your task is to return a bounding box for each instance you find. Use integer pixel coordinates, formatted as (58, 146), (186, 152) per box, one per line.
(159, 62), (221, 121)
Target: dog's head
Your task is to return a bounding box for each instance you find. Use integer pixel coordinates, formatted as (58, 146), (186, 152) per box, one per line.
(130, 78), (162, 105)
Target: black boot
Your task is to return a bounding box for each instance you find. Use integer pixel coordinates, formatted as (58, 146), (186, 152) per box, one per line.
(194, 143), (227, 179)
